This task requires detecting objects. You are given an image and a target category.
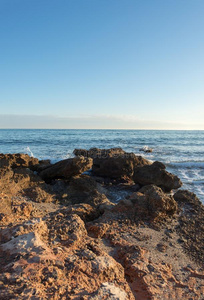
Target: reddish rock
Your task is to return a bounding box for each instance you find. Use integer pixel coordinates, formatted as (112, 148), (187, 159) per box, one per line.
(0, 153), (39, 169)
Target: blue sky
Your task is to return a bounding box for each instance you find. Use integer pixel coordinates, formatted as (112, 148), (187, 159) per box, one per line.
(0, 0), (204, 129)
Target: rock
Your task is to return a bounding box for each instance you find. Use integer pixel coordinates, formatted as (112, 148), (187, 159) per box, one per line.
(1, 231), (48, 255)
(21, 185), (55, 203)
(93, 152), (151, 179)
(89, 282), (127, 300)
(133, 161), (182, 192)
(0, 193), (12, 215)
(63, 175), (111, 207)
(13, 202), (33, 217)
(33, 159), (52, 172)
(0, 153), (39, 169)
(48, 213), (87, 248)
(74, 147), (151, 179)
(39, 156), (93, 181)
(73, 147), (126, 158)
(174, 189), (201, 206)
(130, 185), (178, 218)
(139, 146), (153, 153)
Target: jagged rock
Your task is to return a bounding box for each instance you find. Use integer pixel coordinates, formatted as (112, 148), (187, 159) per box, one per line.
(130, 185), (178, 218)
(93, 153), (150, 179)
(62, 175), (112, 207)
(88, 282), (127, 300)
(39, 156), (93, 181)
(0, 153), (39, 169)
(174, 189), (201, 206)
(1, 231), (48, 255)
(74, 147), (151, 179)
(0, 193), (12, 215)
(13, 202), (33, 217)
(21, 185), (55, 203)
(92, 154), (150, 179)
(74, 147), (126, 158)
(33, 159), (52, 172)
(61, 203), (97, 222)
(0, 150), (203, 300)
(48, 213), (87, 247)
(133, 161), (182, 192)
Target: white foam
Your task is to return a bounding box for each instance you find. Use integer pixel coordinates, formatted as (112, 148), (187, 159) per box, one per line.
(25, 146), (34, 157)
(168, 161), (204, 169)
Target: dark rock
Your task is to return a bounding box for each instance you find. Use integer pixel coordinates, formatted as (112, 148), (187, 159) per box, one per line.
(133, 161), (182, 192)
(62, 175), (111, 207)
(33, 159), (52, 172)
(130, 185), (178, 218)
(139, 146), (153, 153)
(174, 190), (201, 206)
(39, 156), (93, 181)
(73, 147), (126, 159)
(93, 152), (150, 179)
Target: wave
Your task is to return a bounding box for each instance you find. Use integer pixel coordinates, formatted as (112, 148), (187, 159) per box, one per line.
(167, 161), (204, 169)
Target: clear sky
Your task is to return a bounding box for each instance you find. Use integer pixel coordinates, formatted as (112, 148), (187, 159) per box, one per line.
(0, 0), (204, 129)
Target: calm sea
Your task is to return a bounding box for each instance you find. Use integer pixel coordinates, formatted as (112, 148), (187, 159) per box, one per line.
(0, 129), (204, 203)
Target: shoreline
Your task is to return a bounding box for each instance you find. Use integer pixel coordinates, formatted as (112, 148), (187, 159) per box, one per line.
(0, 149), (203, 299)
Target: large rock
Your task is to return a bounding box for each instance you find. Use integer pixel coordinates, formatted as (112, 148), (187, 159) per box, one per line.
(92, 153), (150, 179)
(133, 161), (182, 192)
(174, 189), (201, 206)
(73, 147), (126, 158)
(39, 156), (93, 181)
(74, 147), (150, 178)
(57, 175), (112, 208)
(130, 185), (178, 218)
(0, 153), (39, 169)
(74, 148), (150, 179)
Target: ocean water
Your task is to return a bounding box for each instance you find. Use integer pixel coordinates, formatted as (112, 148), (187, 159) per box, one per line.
(0, 129), (204, 203)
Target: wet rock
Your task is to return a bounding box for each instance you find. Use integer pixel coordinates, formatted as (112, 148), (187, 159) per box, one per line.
(39, 156), (93, 181)
(139, 146), (153, 153)
(133, 161), (182, 192)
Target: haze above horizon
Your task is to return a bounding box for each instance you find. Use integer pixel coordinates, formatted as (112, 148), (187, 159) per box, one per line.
(0, 0), (204, 129)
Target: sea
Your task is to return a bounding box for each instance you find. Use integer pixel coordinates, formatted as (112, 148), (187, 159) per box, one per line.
(0, 129), (204, 204)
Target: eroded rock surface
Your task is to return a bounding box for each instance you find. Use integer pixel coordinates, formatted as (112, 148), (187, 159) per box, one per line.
(40, 156), (93, 181)
(0, 151), (203, 300)
(133, 161), (182, 192)
(74, 148), (151, 179)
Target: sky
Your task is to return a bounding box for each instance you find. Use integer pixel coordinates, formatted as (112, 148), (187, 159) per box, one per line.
(0, 0), (204, 129)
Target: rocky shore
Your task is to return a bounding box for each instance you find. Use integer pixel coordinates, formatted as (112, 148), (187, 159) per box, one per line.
(0, 148), (203, 299)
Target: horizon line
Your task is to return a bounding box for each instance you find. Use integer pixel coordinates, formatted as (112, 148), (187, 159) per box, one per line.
(0, 128), (204, 131)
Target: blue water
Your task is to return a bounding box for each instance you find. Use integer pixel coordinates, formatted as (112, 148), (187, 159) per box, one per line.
(0, 129), (204, 203)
